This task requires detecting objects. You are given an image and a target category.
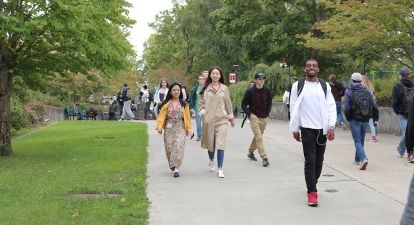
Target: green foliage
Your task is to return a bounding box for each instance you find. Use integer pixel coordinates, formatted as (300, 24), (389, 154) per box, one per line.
(305, 0), (414, 70)
(1, 121), (149, 224)
(251, 63), (295, 96)
(229, 81), (251, 108)
(10, 97), (28, 131)
(372, 76), (399, 106)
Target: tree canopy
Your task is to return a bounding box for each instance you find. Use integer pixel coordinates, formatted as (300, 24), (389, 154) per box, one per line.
(0, 0), (136, 156)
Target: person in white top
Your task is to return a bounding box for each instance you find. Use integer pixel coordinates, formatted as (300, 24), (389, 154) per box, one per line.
(154, 78), (169, 116)
(289, 58), (336, 207)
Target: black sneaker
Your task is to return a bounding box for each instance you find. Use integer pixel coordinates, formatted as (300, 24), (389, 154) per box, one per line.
(247, 153), (257, 161)
(173, 172), (179, 177)
(262, 158), (270, 167)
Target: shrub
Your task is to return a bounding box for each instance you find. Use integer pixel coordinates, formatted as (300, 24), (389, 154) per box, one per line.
(10, 97), (28, 130)
(24, 101), (45, 126)
(373, 76), (399, 107)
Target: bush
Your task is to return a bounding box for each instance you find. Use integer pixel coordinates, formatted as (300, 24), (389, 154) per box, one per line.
(373, 76), (399, 107)
(10, 97), (28, 130)
(24, 101), (45, 126)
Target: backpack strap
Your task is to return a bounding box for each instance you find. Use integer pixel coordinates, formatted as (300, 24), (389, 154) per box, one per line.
(297, 77), (327, 97)
(297, 78), (306, 96)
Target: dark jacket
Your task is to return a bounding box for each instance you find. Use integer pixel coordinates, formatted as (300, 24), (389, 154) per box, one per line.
(329, 81), (346, 102)
(344, 83), (379, 122)
(392, 78), (414, 115)
(406, 95), (414, 151)
(241, 85), (272, 118)
(189, 84), (201, 109)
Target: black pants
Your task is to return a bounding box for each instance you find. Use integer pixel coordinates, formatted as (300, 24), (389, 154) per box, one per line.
(301, 128), (327, 193)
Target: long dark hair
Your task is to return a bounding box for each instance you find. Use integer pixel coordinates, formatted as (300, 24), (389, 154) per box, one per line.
(158, 82), (187, 110)
(201, 66), (225, 94)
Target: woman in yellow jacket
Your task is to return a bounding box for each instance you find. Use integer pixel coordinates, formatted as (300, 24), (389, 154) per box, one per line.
(156, 83), (193, 177)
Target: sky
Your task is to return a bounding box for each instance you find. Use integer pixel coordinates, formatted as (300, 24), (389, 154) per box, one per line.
(127, 0), (173, 58)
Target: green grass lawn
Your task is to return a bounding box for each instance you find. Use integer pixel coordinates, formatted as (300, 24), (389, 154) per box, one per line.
(0, 121), (148, 225)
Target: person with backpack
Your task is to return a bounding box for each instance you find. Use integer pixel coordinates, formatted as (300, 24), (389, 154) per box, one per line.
(120, 83), (135, 121)
(392, 67), (414, 158)
(344, 73), (379, 170)
(289, 58), (336, 207)
(241, 72), (272, 167)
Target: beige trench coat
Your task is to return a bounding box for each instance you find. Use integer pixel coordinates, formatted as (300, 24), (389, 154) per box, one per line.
(198, 84), (233, 151)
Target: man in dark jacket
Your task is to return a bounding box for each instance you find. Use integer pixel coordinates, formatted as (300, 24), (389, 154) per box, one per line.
(392, 67), (413, 158)
(344, 73), (379, 170)
(241, 72), (272, 167)
(328, 74), (346, 129)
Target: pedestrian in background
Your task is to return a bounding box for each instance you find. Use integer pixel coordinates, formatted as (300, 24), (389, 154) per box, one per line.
(156, 83), (193, 178)
(344, 73), (379, 170)
(362, 74), (378, 142)
(154, 78), (169, 116)
(392, 67), (414, 158)
(328, 74), (346, 129)
(199, 66), (235, 178)
(189, 73), (206, 141)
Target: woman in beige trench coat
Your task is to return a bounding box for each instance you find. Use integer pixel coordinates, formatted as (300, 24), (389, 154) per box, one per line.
(199, 66), (235, 178)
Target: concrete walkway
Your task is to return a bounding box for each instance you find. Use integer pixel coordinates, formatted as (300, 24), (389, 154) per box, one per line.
(146, 119), (414, 225)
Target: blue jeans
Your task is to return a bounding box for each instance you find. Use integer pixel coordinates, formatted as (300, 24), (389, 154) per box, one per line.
(336, 101), (345, 125)
(195, 110), (202, 139)
(349, 120), (368, 162)
(397, 114), (408, 155)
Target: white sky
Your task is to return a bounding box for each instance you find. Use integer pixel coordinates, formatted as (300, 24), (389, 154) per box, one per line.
(127, 0), (173, 58)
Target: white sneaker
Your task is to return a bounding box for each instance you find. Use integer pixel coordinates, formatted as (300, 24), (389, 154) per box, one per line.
(218, 169), (225, 178)
(208, 161), (215, 172)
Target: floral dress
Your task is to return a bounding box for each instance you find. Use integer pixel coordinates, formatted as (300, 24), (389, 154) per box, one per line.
(164, 103), (186, 168)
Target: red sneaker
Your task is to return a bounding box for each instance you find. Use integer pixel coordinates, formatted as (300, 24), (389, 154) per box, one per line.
(371, 135), (377, 142)
(307, 192), (318, 206)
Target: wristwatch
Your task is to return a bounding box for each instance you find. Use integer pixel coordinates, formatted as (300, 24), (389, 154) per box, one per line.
(329, 126), (335, 130)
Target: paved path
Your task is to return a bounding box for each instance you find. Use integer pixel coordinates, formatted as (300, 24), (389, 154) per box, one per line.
(146, 119), (414, 225)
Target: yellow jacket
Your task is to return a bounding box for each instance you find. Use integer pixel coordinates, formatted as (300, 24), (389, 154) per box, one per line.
(156, 100), (193, 133)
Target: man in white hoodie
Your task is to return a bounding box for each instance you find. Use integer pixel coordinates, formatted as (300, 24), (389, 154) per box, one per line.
(289, 58), (336, 207)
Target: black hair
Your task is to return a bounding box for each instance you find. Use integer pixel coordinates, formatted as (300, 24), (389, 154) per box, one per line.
(158, 82), (187, 110)
(201, 66), (225, 94)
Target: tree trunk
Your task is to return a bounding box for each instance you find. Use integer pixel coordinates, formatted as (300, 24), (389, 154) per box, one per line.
(0, 42), (13, 156)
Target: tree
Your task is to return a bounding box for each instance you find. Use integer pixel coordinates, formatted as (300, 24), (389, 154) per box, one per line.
(0, 0), (135, 156)
(142, 0), (241, 86)
(304, 0), (414, 70)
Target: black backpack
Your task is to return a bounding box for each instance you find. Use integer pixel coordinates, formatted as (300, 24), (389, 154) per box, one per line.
(121, 87), (129, 101)
(148, 91), (154, 102)
(297, 77), (327, 97)
(400, 84), (414, 117)
(350, 87), (373, 121)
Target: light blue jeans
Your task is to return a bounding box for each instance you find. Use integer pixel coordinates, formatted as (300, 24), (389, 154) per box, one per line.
(195, 110), (202, 139)
(350, 120), (368, 162)
(336, 101), (345, 125)
(368, 118), (376, 136)
(397, 114), (408, 155)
